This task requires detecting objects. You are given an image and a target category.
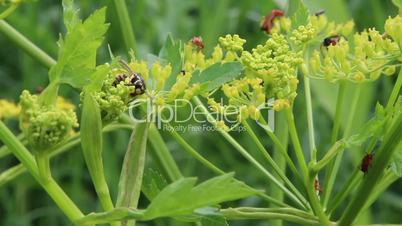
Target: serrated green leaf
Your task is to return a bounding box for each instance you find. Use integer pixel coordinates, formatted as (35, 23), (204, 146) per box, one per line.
(390, 148), (402, 177)
(49, 5), (109, 88)
(290, 0), (310, 30)
(189, 62), (243, 91)
(159, 34), (182, 91)
(142, 173), (259, 220)
(141, 168), (168, 201)
(347, 103), (388, 146)
(62, 0), (80, 32)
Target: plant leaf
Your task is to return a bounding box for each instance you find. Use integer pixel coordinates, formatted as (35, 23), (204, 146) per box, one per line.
(141, 168), (169, 201)
(62, 0), (80, 32)
(201, 215), (228, 226)
(49, 3), (109, 88)
(347, 103), (388, 146)
(290, 0), (310, 30)
(116, 122), (150, 226)
(142, 173), (259, 220)
(159, 34), (182, 91)
(189, 62), (243, 91)
(390, 148), (402, 177)
(81, 92), (114, 210)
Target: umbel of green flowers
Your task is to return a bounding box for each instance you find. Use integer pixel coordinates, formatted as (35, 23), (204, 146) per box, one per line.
(19, 90), (78, 152)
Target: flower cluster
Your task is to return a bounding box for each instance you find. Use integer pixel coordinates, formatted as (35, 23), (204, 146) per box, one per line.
(90, 66), (138, 122)
(241, 33), (302, 105)
(209, 77), (265, 121)
(309, 17), (401, 82)
(0, 99), (20, 120)
(19, 91), (78, 152)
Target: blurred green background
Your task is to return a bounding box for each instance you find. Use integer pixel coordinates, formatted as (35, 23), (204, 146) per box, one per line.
(0, 0), (401, 225)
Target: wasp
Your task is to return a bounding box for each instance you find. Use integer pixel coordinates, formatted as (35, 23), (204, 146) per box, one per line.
(116, 60), (146, 97)
(360, 153), (374, 174)
(260, 9), (284, 34)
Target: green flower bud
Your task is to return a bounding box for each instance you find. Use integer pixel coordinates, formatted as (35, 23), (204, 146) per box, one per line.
(19, 90), (78, 152)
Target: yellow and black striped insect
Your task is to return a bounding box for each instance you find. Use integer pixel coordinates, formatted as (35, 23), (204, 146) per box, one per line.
(116, 60), (146, 97)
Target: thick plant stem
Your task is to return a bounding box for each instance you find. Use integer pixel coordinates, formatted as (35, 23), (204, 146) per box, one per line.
(0, 124), (137, 188)
(305, 173), (331, 226)
(386, 67), (402, 111)
(166, 123), (225, 175)
(323, 85), (362, 208)
(339, 113), (402, 226)
(242, 120), (306, 207)
(303, 76), (316, 160)
(113, 0), (137, 52)
(269, 111), (288, 226)
(0, 20), (56, 68)
(0, 121), (84, 223)
(35, 153), (52, 182)
(192, 96), (308, 210)
(285, 108), (308, 179)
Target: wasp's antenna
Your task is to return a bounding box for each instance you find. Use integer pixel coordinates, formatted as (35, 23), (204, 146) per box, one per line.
(118, 59), (135, 74)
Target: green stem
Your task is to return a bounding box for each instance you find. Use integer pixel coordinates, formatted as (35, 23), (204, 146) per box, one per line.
(258, 116), (302, 183)
(0, 20), (56, 68)
(35, 153), (52, 182)
(331, 81), (346, 144)
(0, 164), (25, 187)
(0, 121), (84, 223)
(0, 4), (19, 19)
(0, 124), (137, 187)
(220, 207), (321, 226)
(113, 0), (137, 53)
(269, 111), (288, 226)
(326, 169), (361, 215)
(386, 67), (402, 111)
(284, 108), (309, 179)
(339, 113), (402, 226)
(192, 96), (307, 210)
(303, 76), (316, 160)
(166, 123), (225, 175)
(305, 173), (331, 226)
(242, 120), (306, 207)
(310, 140), (346, 173)
(323, 85), (362, 208)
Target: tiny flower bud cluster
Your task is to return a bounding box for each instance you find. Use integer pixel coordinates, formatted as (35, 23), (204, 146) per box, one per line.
(309, 17), (401, 82)
(19, 90), (78, 152)
(91, 67), (137, 122)
(241, 33), (302, 105)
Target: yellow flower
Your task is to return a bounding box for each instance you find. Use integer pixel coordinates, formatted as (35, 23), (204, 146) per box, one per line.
(0, 99), (20, 120)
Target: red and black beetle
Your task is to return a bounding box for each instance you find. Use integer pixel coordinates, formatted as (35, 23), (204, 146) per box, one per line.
(360, 153), (374, 173)
(191, 36), (204, 50)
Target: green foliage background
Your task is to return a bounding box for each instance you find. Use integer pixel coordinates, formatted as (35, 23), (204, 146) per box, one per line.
(0, 0), (401, 225)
